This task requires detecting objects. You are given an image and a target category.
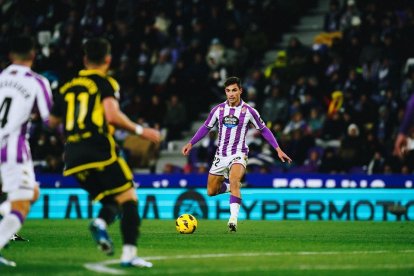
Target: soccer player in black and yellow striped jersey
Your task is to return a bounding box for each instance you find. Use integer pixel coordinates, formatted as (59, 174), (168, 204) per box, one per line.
(49, 38), (160, 268)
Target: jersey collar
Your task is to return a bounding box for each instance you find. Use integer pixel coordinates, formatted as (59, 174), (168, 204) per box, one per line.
(6, 64), (31, 72)
(225, 99), (244, 108)
(79, 69), (106, 77)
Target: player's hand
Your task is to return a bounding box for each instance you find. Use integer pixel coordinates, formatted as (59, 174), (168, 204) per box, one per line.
(393, 133), (407, 158)
(182, 143), (192, 156)
(276, 147), (292, 164)
(141, 128), (161, 144)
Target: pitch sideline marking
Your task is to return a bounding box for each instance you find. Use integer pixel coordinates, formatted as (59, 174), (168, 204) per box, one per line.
(84, 260), (124, 275)
(84, 249), (414, 274)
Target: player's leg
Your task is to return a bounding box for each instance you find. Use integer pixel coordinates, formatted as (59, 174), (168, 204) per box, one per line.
(97, 158), (152, 268)
(0, 194), (11, 218)
(207, 155), (230, 196)
(0, 193), (30, 243)
(0, 164), (38, 266)
(113, 188), (150, 267)
(89, 196), (118, 256)
(227, 163), (245, 232)
(206, 174), (227, 196)
(75, 170), (116, 256)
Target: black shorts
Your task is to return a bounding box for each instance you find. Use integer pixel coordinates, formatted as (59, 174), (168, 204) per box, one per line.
(74, 157), (134, 202)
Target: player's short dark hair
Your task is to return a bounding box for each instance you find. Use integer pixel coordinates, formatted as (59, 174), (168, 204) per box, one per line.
(9, 35), (35, 58)
(83, 38), (111, 64)
(224, 76), (241, 88)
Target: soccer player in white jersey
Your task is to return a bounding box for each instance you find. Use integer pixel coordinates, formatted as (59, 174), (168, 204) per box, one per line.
(0, 35), (52, 266)
(182, 76), (292, 231)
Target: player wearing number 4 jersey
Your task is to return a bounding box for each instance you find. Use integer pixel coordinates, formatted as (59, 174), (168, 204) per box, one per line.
(0, 35), (52, 267)
(182, 77), (292, 232)
(49, 38), (160, 268)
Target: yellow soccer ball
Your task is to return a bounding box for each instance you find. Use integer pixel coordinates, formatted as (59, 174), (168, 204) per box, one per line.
(175, 214), (198, 234)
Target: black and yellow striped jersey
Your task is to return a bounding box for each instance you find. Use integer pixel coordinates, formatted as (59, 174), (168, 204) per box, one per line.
(51, 69), (120, 175)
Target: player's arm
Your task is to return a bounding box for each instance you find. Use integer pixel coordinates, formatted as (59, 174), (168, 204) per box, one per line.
(394, 94), (414, 158)
(260, 126), (292, 164)
(182, 105), (219, 156)
(248, 106), (292, 163)
(102, 97), (160, 143)
(35, 76), (53, 125)
(182, 125), (211, 156)
(48, 115), (62, 129)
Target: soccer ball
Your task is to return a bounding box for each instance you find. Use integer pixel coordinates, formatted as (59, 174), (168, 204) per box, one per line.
(175, 214), (198, 234)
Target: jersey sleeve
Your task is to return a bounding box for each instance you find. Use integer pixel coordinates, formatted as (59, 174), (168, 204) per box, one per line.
(204, 104), (220, 128)
(399, 94), (414, 135)
(50, 91), (63, 118)
(101, 76), (120, 100)
(35, 75), (53, 121)
(248, 106), (266, 130)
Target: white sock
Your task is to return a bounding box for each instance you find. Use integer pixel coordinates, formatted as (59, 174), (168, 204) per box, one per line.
(93, 218), (107, 229)
(121, 244), (137, 262)
(0, 213), (22, 249)
(230, 203), (240, 220)
(0, 201), (11, 217)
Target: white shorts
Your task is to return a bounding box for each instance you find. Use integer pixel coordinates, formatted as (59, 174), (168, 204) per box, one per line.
(209, 153), (248, 179)
(0, 162), (37, 201)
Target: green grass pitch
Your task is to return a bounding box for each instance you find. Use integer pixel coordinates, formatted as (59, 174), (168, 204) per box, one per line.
(1, 219), (414, 275)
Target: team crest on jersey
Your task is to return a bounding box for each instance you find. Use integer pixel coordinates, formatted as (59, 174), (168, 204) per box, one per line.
(242, 107), (247, 113)
(222, 115), (239, 128)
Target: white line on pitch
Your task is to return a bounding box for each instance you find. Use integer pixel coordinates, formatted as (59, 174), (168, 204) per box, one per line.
(84, 260), (124, 275)
(144, 249), (414, 260)
(84, 250), (414, 274)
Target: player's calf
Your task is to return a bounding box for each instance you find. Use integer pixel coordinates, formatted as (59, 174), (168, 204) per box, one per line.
(89, 219), (114, 256)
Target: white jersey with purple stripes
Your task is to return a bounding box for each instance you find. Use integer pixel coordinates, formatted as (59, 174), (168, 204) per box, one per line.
(0, 64), (52, 164)
(204, 100), (265, 157)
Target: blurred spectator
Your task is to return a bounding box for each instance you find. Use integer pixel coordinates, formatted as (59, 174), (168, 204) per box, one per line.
(337, 123), (366, 172)
(283, 111), (308, 136)
(324, 0), (341, 32)
(122, 94), (147, 123)
(206, 38), (227, 71)
(400, 67), (414, 103)
(318, 147), (340, 173)
(261, 85), (290, 125)
(318, 112), (345, 148)
(340, 0), (361, 32)
(164, 94), (188, 141)
(226, 36), (249, 76)
(307, 107), (325, 138)
(149, 49), (174, 93)
(367, 151), (386, 174)
(296, 147), (323, 173)
(243, 22), (268, 65)
(146, 95), (166, 127)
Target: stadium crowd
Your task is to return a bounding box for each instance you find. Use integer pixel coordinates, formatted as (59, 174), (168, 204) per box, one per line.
(1, 0), (414, 174)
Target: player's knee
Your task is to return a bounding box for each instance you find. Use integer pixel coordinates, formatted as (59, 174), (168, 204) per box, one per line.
(32, 185), (40, 203)
(115, 187), (137, 204)
(8, 188), (36, 204)
(11, 200), (31, 218)
(207, 187), (218, 197)
(229, 180), (241, 190)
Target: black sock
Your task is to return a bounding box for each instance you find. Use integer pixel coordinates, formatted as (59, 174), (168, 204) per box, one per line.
(120, 200), (140, 245)
(98, 202), (120, 225)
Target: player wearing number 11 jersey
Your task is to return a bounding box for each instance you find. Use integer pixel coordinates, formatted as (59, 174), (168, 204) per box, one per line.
(49, 38), (160, 268)
(0, 35), (52, 267)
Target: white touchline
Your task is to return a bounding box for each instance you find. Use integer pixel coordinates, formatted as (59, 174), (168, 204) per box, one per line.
(84, 260), (125, 275)
(84, 250), (414, 274)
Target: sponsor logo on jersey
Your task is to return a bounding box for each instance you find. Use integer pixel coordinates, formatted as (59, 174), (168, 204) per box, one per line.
(222, 115), (239, 128)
